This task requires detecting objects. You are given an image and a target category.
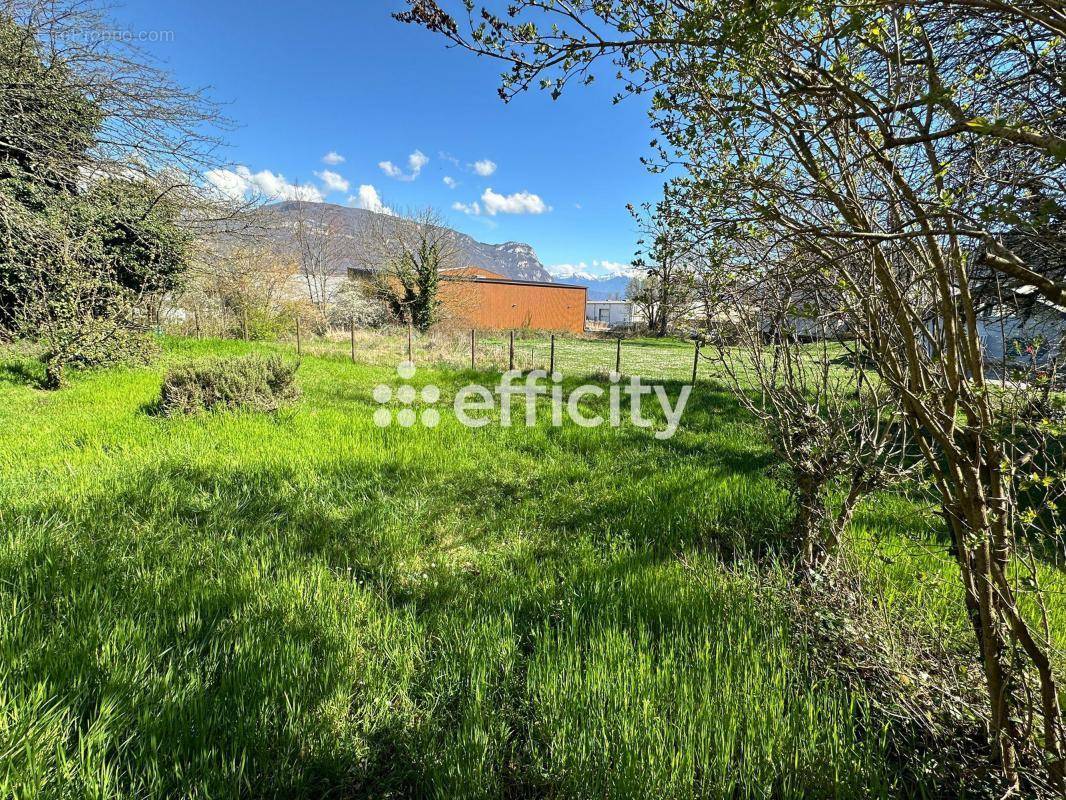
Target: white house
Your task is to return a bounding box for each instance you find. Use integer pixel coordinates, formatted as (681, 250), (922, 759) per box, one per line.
(586, 300), (635, 329)
(977, 285), (1066, 368)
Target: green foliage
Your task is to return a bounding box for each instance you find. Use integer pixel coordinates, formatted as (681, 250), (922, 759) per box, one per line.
(0, 16), (101, 190)
(382, 243), (442, 331)
(238, 306), (296, 341)
(79, 178), (193, 298)
(409, 240), (442, 330)
(0, 13), (192, 386)
(159, 354), (300, 415)
(40, 315), (158, 389)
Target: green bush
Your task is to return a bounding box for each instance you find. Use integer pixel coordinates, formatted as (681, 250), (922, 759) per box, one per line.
(159, 355), (300, 415)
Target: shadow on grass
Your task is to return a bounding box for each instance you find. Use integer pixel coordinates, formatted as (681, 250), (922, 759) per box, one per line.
(0, 356), (46, 388)
(3, 483), (415, 796)
(3, 461), (774, 796)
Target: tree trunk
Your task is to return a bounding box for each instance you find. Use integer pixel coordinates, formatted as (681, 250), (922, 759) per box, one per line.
(792, 484), (831, 576)
(43, 359), (64, 390)
(655, 310), (668, 338)
(942, 446), (1058, 791)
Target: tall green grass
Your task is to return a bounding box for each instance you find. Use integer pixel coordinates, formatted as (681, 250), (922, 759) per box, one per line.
(0, 337), (995, 797)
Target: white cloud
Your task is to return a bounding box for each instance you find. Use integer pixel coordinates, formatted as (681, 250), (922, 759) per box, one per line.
(481, 187), (550, 216)
(204, 168), (249, 202)
(452, 200), (481, 216)
(316, 169), (350, 194)
(454, 194), (538, 224)
(439, 151), (461, 166)
(245, 168), (322, 202)
(204, 165), (323, 203)
(351, 184), (395, 216)
(443, 176), (457, 189)
(409, 150), (429, 174)
(472, 159), (497, 177)
(322, 151), (345, 165)
(379, 149), (429, 181)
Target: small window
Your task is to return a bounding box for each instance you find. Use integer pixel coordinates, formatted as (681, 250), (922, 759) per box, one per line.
(598, 308), (610, 322)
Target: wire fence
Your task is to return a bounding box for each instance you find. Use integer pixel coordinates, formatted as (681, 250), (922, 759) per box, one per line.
(170, 318), (712, 385)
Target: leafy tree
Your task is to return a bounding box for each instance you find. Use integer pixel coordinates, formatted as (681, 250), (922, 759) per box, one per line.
(85, 179), (191, 300)
(0, 14), (100, 192)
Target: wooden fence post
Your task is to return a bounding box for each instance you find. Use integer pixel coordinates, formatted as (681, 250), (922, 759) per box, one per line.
(509, 331), (515, 371)
(407, 319), (414, 363)
(470, 329), (476, 370)
(295, 317), (302, 356)
(350, 318), (356, 363)
(615, 337), (622, 374)
(549, 334), (556, 374)
(194, 310), (201, 340)
(691, 340), (701, 385)
(242, 311), (249, 341)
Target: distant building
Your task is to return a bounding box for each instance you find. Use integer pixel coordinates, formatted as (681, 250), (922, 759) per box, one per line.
(966, 228), (1066, 370)
(439, 268), (587, 333)
(586, 300), (634, 329)
(348, 266), (587, 333)
(976, 285), (1066, 368)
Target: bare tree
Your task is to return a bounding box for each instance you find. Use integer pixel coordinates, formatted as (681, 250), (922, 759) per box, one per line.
(181, 240), (299, 337)
(707, 245), (906, 574)
(281, 202), (354, 332)
(2, 0), (228, 181)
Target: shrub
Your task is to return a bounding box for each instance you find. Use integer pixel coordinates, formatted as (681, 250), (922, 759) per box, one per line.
(40, 315), (159, 388)
(159, 355), (300, 415)
(329, 280), (388, 329)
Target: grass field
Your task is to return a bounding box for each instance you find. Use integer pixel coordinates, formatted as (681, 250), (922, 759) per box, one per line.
(266, 325), (707, 383)
(1, 336), (1061, 798)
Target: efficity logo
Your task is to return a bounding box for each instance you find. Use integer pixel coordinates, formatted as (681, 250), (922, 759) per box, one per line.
(373, 361), (691, 440)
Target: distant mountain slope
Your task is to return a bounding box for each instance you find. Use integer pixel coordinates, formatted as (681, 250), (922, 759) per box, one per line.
(264, 201), (555, 283)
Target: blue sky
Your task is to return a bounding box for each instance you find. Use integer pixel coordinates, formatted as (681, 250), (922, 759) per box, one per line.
(115, 0), (664, 280)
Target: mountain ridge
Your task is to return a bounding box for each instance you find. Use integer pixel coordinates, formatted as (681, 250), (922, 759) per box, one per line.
(265, 201), (556, 283)
(580, 275), (632, 301)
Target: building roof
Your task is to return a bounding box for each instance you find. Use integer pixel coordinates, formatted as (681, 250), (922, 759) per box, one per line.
(440, 266), (506, 280)
(350, 264), (585, 291)
(972, 226), (1066, 307)
(443, 272), (587, 291)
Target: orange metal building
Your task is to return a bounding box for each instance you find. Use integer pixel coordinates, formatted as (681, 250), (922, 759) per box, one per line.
(438, 269), (587, 333)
